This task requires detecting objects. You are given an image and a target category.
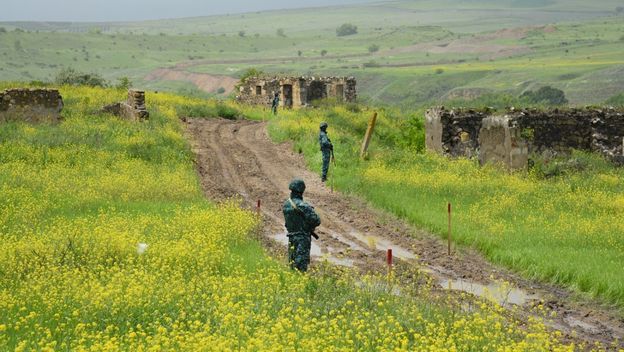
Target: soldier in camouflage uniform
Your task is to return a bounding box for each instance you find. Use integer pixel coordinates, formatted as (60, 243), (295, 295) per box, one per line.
(283, 178), (321, 272)
(271, 92), (280, 115)
(318, 122), (334, 182)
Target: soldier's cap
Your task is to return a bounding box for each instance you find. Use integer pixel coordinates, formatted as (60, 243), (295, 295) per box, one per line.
(320, 122), (328, 129)
(288, 178), (306, 193)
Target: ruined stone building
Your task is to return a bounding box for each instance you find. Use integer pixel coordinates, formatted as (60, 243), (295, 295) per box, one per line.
(237, 76), (356, 108)
(101, 90), (149, 121)
(0, 88), (64, 123)
(426, 107), (624, 169)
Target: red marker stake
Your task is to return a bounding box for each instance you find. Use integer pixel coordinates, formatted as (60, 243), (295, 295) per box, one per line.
(386, 249), (393, 273)
(447, 203), (452, 256)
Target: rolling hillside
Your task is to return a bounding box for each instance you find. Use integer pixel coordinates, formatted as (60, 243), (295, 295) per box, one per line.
(1, 0), (623, 106)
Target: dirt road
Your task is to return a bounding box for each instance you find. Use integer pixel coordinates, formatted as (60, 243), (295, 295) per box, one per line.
(186, 118), (623, 348)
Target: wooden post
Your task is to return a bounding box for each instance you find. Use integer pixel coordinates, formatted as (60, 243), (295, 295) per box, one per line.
(447, 203), (452, 256)
(360, 112), (378, 158)
(386, 249), (393, 273)
(257, 199), (261, 215)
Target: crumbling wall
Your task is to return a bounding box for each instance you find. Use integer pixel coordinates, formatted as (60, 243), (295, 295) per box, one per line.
(426, 106), (624, 169)
(512, 109), (592, 154)
(345, 78), (357, 102)
(479, 116), (528, 169)
(238, 78), (281, 106)
(424, 107), (488, 158)
(123, 90), (149, 120)
(237, 76), (357, 108)
(101, 90), (149, 121)
(0, 88), (63, 123)
(589, 109), (624, 157)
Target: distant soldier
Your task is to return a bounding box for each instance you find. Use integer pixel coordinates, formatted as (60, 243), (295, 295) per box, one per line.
(271, 92), (280, 115)
(318, 122), (334, 182)
(283, 178), (321, 272)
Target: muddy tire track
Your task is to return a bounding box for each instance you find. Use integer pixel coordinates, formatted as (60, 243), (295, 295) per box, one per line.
(186, 118), (623, 349)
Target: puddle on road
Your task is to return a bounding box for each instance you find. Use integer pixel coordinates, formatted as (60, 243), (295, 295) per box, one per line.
(349, 231), (416, 260)
(438, 277), (539, 306)
(563, 316), (601, 334)
(272, 230), (537, 306)
(328, 231), (370, 253)
(325, 256), (355, 267)
(419, 267), (539, 306)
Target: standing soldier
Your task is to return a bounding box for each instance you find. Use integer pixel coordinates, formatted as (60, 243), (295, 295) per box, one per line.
(318, 122), (334, 183)
(271, 91), (280, 115)
(283, 178), (321, 272)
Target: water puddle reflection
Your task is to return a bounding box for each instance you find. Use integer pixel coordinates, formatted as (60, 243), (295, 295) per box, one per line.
(421, 267), (539, 306)
(348, 231), (416, 260)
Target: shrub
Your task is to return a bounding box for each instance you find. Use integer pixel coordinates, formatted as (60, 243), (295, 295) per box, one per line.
(529, 151), (595, 179)
(320, 50), (328, 57)
(238, 31), (246, 37)
(368, 44), (380, 53)
(216, 87), (226, 94)
(520, 86), (568, 105)
(55, 68), (108, 87)
(216, 103), (239, 120)
(336, 23), (358, 37)
(435, 68), (444, 74)
(238, 68), (264, 84)
(276, 28), (286, 37)
(115, 77), (132, 91)
(0, 27), (6, 33)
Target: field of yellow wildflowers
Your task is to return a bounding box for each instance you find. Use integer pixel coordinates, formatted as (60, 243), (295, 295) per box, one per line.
(0, 85), (578, 350)
(267, 102), (624, 313)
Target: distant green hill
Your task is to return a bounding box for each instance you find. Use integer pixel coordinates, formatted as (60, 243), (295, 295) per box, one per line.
(1, 0), (623, 107)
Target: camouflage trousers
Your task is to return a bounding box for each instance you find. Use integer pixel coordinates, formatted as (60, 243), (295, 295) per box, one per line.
(288, 232), (311, 272)
(321, 150), (331, 182)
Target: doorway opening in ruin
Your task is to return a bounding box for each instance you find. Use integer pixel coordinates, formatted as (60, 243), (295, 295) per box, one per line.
(282, 84), (293, 108)
(335, 84), (344, 102)
(255, 86), (262, 95)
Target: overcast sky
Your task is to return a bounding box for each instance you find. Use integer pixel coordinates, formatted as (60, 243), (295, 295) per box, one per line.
(1, 0), (376, 22)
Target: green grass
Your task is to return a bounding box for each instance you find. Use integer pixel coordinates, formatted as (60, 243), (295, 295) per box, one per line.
(265, 103), (624, 311)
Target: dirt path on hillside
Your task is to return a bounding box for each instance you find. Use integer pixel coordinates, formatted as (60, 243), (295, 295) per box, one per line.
(185, 118), (623, 349)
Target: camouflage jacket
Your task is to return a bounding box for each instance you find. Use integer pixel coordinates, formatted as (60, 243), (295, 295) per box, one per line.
(283, 195), (321, 236)
(319, 131), (333, 152)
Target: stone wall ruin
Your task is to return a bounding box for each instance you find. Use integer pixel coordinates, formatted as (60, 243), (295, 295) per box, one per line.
(425, 107), (624, 169)
(0, 88), (63, 123)
(237, 76), (356, 108)
(101, 90), (149, 121)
